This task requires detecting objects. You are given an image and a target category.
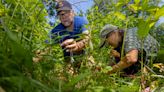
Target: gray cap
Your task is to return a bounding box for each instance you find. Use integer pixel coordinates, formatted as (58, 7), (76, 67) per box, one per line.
(99, 24), (118, 48)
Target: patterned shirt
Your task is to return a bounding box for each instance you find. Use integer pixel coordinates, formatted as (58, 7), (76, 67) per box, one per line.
(124, 28), (159, 63)
(113, 28), (159, 74)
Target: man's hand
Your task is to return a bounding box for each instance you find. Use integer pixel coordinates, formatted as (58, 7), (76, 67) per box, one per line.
(110, 50), (120, 58)
(61, 39), (80, 52)
(108, 49), (138, 74)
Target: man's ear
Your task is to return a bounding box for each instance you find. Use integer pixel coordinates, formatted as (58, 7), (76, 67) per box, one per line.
(119, 29), (124, 36)
(71, 10), (75, 16)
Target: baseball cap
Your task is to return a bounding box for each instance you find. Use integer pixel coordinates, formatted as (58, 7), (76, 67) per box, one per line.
(99, 24), (118, 48)
(56, 0), (72, 14)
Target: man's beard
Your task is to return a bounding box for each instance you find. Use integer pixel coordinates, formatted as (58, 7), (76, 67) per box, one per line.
(64, 21), (73, 27)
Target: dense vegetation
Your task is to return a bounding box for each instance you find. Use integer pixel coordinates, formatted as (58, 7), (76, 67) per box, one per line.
(0, 0), (164, 92)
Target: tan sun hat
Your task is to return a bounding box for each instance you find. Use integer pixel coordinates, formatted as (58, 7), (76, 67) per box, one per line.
(99, 24), (118, 48)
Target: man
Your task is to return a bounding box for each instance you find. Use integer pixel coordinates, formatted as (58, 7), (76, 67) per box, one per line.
(50, 0), (90, 64)
(99, 24), (159, 75)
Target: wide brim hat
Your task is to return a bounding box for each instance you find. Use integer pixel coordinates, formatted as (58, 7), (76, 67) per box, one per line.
(99, 24), (118, 48)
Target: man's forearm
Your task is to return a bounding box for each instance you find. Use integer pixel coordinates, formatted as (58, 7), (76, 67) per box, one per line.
(108, 57), (134, 74)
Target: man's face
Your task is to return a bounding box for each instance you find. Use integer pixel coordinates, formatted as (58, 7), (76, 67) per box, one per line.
(58, 10), (74, 27)
(106, 31), (121, 48)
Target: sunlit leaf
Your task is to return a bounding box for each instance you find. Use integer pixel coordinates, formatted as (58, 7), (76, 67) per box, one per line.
(114, 12), (126, 20)
(137, 19), (150, 39)
(137, 16), (156, 39)
(134, 0), (140, 5)
(155, 7), (164, 20)
(115, 2), (123, 7)
(128, 4), (139, 13)
(146, 6), (159, 13)
(153, 63), (164, 69)
(149, 21), (156, 28)
(142, 0), (149, 10)
(95, 6), (98, 11)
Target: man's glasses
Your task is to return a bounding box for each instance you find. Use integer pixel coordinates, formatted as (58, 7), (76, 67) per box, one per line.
(57, 10), (71, 18)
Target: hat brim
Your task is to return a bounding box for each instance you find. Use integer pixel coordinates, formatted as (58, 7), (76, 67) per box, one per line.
(99, 37), (106, 48)
(57, 7), (72, 14)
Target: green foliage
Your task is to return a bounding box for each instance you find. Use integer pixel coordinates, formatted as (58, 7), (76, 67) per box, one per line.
(0, 0), (55, 91)
(0, 0), (164, 92)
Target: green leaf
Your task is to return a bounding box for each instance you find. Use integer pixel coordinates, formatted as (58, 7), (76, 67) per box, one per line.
(102, 66), (113, 73)
(115, 2), (123, 7)
(145, 6), (159, 13)
(142, 0), (149, 10)
(30, 78), (57, 92)
(137, 19), (150, 39)
(134, 0), (140, 5)
(155, 7), (164, 20)
(114, 12), (126, 20)
(128, 4), (139, 13)
(95, 6), (99, 11)
(64, 72), (90, 88)
(91, 86), (105, 92)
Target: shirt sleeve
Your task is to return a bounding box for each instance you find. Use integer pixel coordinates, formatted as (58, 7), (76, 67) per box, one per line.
(81, 17), (89, 32)
(124, 28), (141, 53)
(46, 24), (66, 44)
(74, 16), (89, 33)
